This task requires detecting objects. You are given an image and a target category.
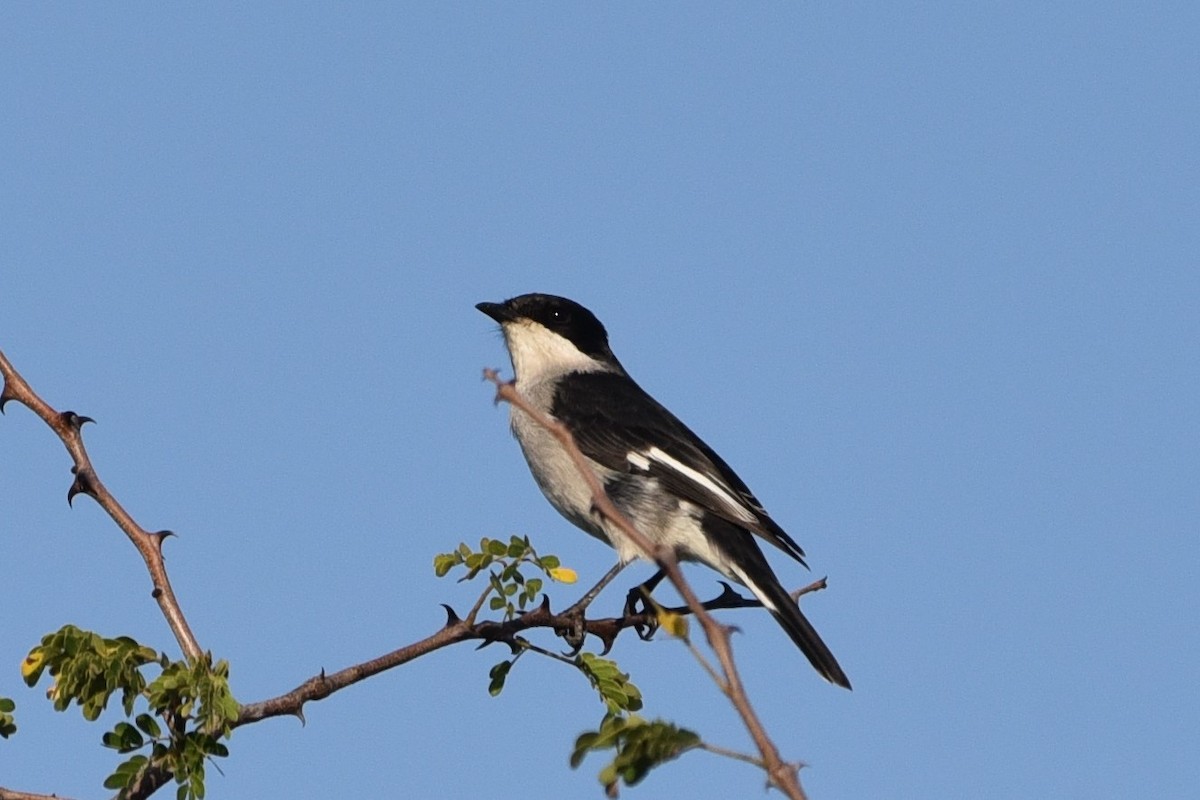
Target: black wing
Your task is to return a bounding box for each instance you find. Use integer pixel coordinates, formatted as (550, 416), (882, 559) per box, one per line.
(550, 371), (807, 565)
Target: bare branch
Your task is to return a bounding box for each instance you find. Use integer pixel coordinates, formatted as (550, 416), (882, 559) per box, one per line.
(483, 368), (809, 800)
(0, 789), (78, 800)
(0, 349), (202, 660)
(222, 570), (818, 732)
(231, 591), (744, 728)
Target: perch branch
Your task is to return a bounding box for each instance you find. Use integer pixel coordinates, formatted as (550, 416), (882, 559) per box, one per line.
(123, 582), (808, 798)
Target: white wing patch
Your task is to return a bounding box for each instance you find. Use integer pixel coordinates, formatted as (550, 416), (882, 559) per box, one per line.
(644, 446), (758, 525)
(625, 450), (650, 471)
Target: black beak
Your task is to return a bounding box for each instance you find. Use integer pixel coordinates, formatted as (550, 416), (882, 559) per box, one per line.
(476, 301), (514, 323)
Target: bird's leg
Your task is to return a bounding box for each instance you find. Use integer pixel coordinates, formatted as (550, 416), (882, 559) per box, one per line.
(624, 568), (668, 641)
(557, 561), (627, 653)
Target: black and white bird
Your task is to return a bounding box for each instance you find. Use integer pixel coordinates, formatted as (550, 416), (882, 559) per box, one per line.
(477, 293), (850, 689)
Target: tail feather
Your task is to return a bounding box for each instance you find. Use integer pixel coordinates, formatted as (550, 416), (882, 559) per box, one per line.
(726, 561), (852, 690)
(762, 578), (852, 690)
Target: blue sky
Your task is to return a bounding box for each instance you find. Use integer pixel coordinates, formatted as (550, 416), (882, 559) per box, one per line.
(2, 4), (1197, 798)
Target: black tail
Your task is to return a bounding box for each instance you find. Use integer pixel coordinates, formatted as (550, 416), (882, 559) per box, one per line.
(714, 524), (852, 689)
(756, 573), (852, 689)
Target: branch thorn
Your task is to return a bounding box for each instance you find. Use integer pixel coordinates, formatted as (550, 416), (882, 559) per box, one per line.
(66, 466), (98, 506)
(59, 410), (95, 430)
(150, 530), (176, 553)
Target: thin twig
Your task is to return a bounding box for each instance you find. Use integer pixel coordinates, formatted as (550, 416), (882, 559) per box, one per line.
(513, 638), (579, 665)
(0, 349), (202, 660)
(465, 583), (494, 625)
(793, 577), (828, 601)
(483, 368), (808, 800)
(697, 741), (769, 769)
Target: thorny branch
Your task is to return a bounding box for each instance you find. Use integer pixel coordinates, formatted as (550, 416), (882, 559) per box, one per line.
(0, 349), (202, 661)
(483, 368), (810, 800)
(97, 581), (821, 799)
(0, 352), (826, 800)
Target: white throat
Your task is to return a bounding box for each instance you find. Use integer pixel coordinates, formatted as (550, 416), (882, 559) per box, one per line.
(502, 319), (609, 387)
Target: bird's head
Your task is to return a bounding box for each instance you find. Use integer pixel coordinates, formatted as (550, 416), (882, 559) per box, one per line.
(476, 293), (619, 382)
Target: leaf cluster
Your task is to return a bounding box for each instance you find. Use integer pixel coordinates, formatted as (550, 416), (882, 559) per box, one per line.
(22, 625), (238, 800)
(569, 654), (698, 795)
(571, 715), (701, 797)
(435, 535), (570, 619)
(576, 652), (643, 716)
(438, 534), (703, 795)
(22, 624), (158, 719)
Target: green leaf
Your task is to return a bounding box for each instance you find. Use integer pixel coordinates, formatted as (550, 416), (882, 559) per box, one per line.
(103, 771), (131, 791)
(103, 753), (148, 790)
(102, 721), (142, 751)
(570, 731), (599, 768)
(135, 712), (162, 739)
(0, 696), (15, 739)
(488, 660), (512, 696)
(487, 538), (509, 556)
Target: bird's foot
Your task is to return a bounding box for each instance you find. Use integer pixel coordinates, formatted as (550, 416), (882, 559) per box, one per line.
(623, 584), (660, 641)
(555, 606), (588, 655)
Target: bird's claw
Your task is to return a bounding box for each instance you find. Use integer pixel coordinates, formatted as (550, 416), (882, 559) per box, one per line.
(557, 608), (588, 654)
(624, 585), (659, 642)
